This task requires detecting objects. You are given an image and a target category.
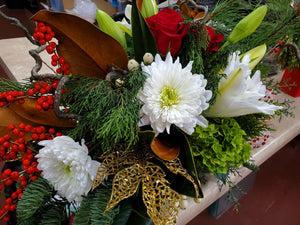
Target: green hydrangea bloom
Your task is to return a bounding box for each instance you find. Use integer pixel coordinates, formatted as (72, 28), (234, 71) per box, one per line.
(189, 118), (252, 174)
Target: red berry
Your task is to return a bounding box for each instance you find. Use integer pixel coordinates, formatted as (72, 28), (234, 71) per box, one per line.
(12, 91), (19, 97)
(51, 54), (59, 61)
(27, 89), (34, 96)
(3, 214), (10, 222)
(36, 31), (44, 39)
(45, 34), (52, 42)
(17, 188), (23, 194)
(0, 137), (5, 144)
(31, 133), (39, 140)
(35, 104), (42, 111)
(9, 205), (17, 211)
(51, 60), (58, 66)
(46, 45), (54, 54)
(40, 88), (47, 94)
(18, 144), (26, 152)
(34, 83), (42, 90)
(18, 123), (26, 129)
(58, 57), (65, 64)
(31, 176), (38, 181)
(3, 169), (11, 176)
(274, 48), (280, 53)
(0, 184), (2, 191)
(5, 198), (12, 205)
(56, 132), (62, 137)
(42, 102), (49, 110)
(8, 124), (15, 131)
(20, 180), (27, 187)
(11, 192), (17, 199)
(27, 167), (35, 174)
(4, 134), (10, 140)
(39, 133), (46, 140)
(3, 141), (10, 148)
(18, 99), (25, 104)
(48, 128), (55, 134)
(10, 171), (19, 181)
(12, 128), (20, 136)
(278, 40), (283, 45)
(50, 41), (56, 48)
(11, 144), (18, 152)
(6, 94), (14, 102)
(39, 39), (46, 45)
(24, 125), (33, 132)
(19, 175), (27, 181)
(4, 178), (13, 186)
(56, 68), (62, 74)
(18, 193), (23, 199)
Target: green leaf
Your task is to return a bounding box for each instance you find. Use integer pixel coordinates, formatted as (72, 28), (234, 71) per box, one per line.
(170, 132), (203, 198)
(112, 195), (154, 225)
(131, 0), (158, 62)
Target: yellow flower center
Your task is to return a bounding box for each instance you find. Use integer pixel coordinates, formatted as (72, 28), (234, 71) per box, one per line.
(160, 86), (179, 107)
(65, 165), (72, 175)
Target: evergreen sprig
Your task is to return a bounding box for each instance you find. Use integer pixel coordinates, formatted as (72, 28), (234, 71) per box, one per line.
(17, 177), (70, 225)
(0, 78), (25, 92)
(74, 184), (119, 225)
(63, 70), (146, 151)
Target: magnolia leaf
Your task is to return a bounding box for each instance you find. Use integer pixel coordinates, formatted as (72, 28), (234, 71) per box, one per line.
(31, 10), (129, 78)
(131, 0), (158, 62)
(0, 107), (38, 140)
(170, 133), (203, 198)
(151, 137), (180, 161)
(9, 98), (76, 128)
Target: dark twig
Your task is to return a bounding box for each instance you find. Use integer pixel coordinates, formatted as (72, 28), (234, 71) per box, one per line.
(280, 42), (300, 62)
(0, 5), (40, 46)
(54, 75), (80, 120)
(29, 45), (60, 80)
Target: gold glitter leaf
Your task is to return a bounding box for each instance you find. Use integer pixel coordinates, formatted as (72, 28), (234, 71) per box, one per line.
(142, 164), (181, 225)
(105, 164), (142, 212)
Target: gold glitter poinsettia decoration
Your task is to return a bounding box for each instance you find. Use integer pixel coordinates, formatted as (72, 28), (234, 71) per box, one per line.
(92, 131), (202, 225)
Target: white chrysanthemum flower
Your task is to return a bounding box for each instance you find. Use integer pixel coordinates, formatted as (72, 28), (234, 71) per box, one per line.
(36, 136), (100, 203)
(137, 53), (212, 135)
(205, 51), (282, 117)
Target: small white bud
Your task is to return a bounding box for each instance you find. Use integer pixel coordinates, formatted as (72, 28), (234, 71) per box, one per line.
(143, 53), (154, 64)
(180, 199), (188, 209)
(127, 59), (139, 71)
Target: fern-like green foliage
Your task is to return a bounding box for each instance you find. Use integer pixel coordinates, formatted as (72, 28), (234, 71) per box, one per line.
(17, 177), (69, 225)
(17, 177), (54, 221)
(63, 70), (146, 152)
(189, 118), (252, 174)
(180, 22), (208, 74)
(234, 113), (272, 139)
(0, 78), (25, 92)
(74, 185), (119, 225)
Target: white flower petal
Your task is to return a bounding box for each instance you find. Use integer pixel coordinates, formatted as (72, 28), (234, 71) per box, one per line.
(36, 136), (100, 203)
(138, 52), (212, 135)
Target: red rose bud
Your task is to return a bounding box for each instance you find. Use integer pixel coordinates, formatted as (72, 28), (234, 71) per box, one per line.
(145, 8), (188, 56)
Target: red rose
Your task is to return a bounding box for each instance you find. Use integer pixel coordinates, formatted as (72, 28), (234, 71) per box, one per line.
(145, 8), (188, 56)
(206, 26), (224, 52)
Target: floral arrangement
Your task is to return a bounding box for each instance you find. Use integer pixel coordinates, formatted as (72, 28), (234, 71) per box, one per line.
(0, 0), (299, 224)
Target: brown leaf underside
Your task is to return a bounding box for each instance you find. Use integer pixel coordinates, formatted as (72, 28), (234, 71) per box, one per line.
(31, 10), (129, 78)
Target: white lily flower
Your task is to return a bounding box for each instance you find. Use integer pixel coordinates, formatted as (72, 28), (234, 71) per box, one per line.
(116, 5), (132, 36)
(205, 51), (282, 117)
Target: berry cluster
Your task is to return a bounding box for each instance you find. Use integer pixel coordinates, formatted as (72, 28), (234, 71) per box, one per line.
(27, 79), (59, 110)
(0, 123), (63, 222)
(269, 40), (283, 54)
(0, 91), (25, 108)
(32, 22), (55, 46)
(33, 22), (71, 76)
